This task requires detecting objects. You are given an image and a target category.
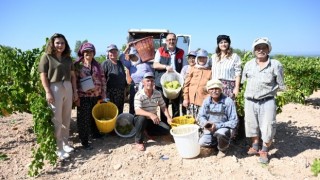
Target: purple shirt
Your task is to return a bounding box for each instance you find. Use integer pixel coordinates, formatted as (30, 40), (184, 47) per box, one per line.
(120, 54), (153, 84)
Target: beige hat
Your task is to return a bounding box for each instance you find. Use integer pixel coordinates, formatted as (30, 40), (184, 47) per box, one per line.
(252, 37), (272, 53)
(206, 79), (223, 90)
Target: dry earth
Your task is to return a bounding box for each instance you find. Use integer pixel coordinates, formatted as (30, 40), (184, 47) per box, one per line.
(1, 91), (320, 180)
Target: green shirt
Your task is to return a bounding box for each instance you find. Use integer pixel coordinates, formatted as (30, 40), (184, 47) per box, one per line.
(38, 53), (74, 82)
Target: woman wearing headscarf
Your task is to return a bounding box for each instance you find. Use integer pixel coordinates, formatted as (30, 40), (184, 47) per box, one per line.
(74, 42), (106, 150)
(120, 45), (153, 115)
(182, 49), (212, 121)
(211, 35), (241, 99)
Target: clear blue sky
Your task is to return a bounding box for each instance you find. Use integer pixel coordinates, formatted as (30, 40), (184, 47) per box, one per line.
(1, 0), (319, 56)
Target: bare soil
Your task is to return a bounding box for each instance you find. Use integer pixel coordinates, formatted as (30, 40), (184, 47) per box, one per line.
(1, 91), (320, 180)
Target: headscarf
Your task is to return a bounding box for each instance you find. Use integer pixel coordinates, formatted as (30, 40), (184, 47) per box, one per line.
(74, 42), (101, 75)
(217, 35), (231, 44)
(195, 49), (210, 69)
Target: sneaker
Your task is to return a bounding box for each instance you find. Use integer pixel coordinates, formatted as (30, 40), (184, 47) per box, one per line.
(56, 150), (70, 160)
(258, 151), (269, 164)
(217, 150), (227, 158)
(247, 147), (259, 155)
(63, 145), (74, 153)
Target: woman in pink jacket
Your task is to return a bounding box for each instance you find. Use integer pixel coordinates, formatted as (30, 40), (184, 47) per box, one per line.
(182, 49), (212, 121)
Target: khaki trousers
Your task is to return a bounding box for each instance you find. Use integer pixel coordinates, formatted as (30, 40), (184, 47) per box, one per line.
(49, 81), (73, 151)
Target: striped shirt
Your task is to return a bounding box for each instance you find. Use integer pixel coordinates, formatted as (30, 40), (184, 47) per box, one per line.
(134, 89), (166, 114)
(241, 58), (285, 99)
(211, 53), (242, 81)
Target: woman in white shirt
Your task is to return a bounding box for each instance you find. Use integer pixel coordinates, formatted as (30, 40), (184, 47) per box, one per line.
(211, 35), (241, 99)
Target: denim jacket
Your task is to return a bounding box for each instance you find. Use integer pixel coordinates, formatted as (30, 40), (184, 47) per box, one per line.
(198, 94), (238, 129)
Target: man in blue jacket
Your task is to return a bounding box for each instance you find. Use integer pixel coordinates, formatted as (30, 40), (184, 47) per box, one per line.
(198, 79), (238, 158)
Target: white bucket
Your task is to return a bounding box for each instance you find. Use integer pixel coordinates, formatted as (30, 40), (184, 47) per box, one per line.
(170, 124), (200, 158)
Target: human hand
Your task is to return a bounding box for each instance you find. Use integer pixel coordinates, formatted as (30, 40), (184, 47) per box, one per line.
(182, 100), (189, 107)
(75, 99), (80, 107)
(233, 88), (239, 97)
(46, 92), (54, 104)
(204, 123), (216, 132)
(73, 93), (79, 102)
(150, 113), (160, 125)
(167, 117), (173, 124)
(166, 66), (173, 72)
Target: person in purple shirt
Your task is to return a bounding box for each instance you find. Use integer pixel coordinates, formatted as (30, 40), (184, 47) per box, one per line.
(120, 46), (153, 114)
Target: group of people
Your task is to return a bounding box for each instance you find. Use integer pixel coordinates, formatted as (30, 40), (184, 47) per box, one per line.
(38, 32), (285, 164)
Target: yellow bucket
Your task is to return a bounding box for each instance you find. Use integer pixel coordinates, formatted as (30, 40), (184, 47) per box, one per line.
(170, 115), (195, 127)
(92, 101), (118, 133)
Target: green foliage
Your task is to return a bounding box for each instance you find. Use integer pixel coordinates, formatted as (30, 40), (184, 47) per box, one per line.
(74, 39), (88, 54)
(235, 52), (320, 116)
(28, 93), (57, 177)
(0, 45), (42, 115)
(95, 54), (106, 64)
(311, 158), (320, 176)
(0, 42), (57, 176)
(233, 48), (247, 58)
(0, 152), (9, 161)
(278, 56), (320, 104)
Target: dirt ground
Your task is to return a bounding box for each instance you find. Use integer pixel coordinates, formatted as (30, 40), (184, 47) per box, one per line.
(1, 91), (320, 180)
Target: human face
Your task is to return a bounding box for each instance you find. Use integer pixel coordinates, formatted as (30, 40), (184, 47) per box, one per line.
(208, 88), (222, 100)
(197, 57), (207, 66)
(143, 78), (155, 90)
(187, 56), (196, 66)
(130, 54), (139, 62)
(108, 49), (118, 60)
(53, 37), (65, 54)
(83, 50), (94, 62)
(166, 34), (176, 50)
(218, 39), (229, 51)
(254, 44), (269, 58)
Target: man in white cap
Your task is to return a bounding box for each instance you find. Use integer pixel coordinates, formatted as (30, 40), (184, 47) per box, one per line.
(241, 37), (285, 164)
(133, 72), (172, 151)
(198, 79), (238, 158)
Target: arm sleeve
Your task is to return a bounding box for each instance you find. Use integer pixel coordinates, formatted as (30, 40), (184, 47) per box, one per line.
(241, 63), (248, 84)
(234, 54), (242, 77)
(198, 98), (209, 127)
(119, 53), (131, 69)
(276, 62), (286, 91)
(183, 67), (193, 100)
(154, 50), (161, 63)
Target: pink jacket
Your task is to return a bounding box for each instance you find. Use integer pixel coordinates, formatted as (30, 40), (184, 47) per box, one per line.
(183, 66), (212, 106)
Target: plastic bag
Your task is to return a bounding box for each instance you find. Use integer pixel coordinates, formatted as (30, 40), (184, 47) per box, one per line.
(160, 71), (184, 99)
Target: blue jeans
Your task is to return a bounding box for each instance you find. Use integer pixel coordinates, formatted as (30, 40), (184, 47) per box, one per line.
(199, 128), (231, 151)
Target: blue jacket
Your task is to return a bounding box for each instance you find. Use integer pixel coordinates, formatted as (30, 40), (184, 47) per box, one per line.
(198, 94), (238, 129)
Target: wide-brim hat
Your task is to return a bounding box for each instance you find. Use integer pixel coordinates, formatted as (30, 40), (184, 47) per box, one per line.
(252, 37), (272, 53)
(206, 79), (223, 90)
